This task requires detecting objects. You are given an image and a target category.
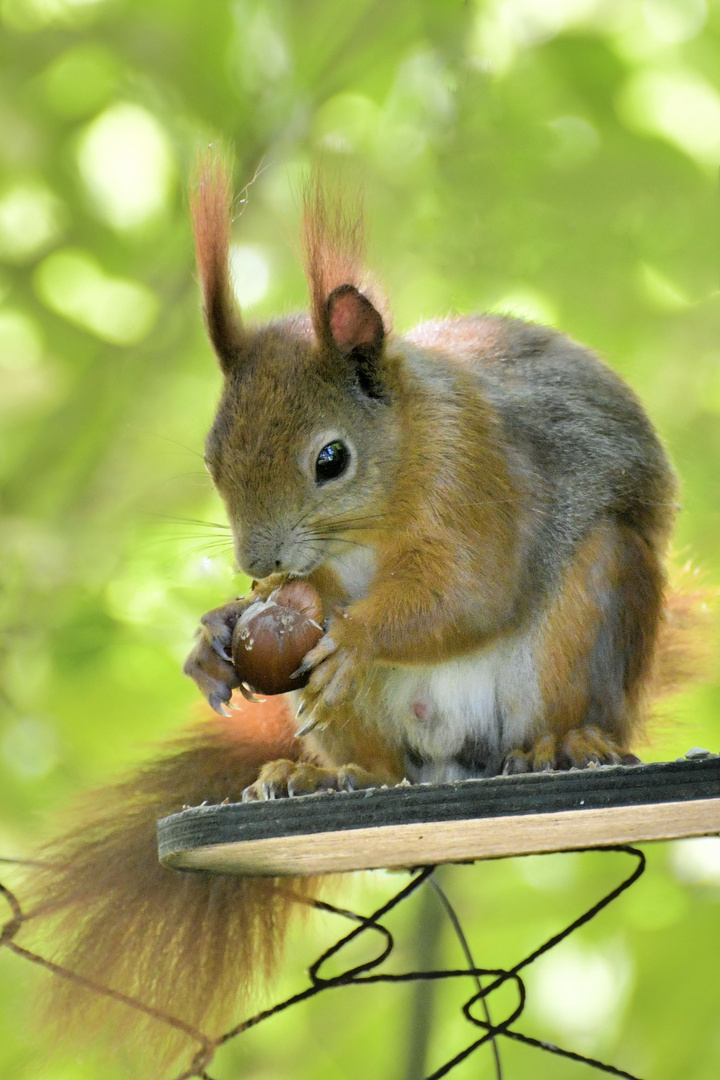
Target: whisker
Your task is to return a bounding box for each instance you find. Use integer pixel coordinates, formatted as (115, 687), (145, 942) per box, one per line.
(145, 530), (231, 540)
(312, 512), (389, 528)
(174, 542), (236, 560)
(143, 513), (232, 530)
(318, 523), (393, 535)
(303, 518), (391, 537)
(292, 504), (322, 531)
(138, 535), (233, 551)
(125, 424), (206, 461)
(302, 535), (369, 549)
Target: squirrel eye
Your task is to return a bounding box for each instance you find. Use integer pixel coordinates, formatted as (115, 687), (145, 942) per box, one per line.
(315, 440), (350, 484)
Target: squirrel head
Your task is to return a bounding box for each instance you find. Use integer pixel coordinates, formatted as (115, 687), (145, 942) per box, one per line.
(192, 156), (402, 580)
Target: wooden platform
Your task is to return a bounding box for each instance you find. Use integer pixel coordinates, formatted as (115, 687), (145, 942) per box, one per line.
(157, 755), (720, 877)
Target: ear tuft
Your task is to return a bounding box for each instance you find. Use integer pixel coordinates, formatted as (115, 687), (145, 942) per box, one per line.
(190, 149), (245, 374)
(327, 284), (384, 356)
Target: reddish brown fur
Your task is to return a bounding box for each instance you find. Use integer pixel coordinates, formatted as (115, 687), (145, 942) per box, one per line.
(21, 700), (315, 1068)
(649, 563), (717, 704)
(308, 701), (405, 782)
(536, 520), (669, 751)
(194, 157), (706, 754)
(616, 525), (668, 719)
(190, 151), (244, 368)
(537, 524), (615, 739)
(336, 364), (521, 665)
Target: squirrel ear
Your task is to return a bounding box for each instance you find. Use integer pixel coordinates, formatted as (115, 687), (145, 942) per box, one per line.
(327, 284), (384, 358)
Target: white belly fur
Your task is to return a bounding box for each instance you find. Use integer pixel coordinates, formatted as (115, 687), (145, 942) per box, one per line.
(324, 548), (542, 781)
(366, 630), (541, 781)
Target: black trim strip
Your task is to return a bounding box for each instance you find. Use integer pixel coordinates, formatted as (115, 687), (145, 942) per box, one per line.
(157, 756), (720, 862)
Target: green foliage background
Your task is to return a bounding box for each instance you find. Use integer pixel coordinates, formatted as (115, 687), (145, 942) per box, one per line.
(1, 0), (719, 1077)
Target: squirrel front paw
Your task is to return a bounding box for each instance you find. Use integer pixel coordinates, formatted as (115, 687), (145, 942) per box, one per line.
(183, 599), (249, 715)
(293, 632), (364, 731)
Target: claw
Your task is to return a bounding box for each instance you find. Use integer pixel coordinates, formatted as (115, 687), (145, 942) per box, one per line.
(322, 662), (355, 707)
(290, 634), (337, 679)
(296, 714), (320, 738)
(212, 640), (233, 663)
(209, 692), (232, 717)
(239, 682), (264, 703)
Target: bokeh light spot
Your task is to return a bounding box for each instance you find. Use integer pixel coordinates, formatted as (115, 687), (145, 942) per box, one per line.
(638, 262), (692, 311)
(531, 941), (633, 1048)
(229, 245), (270, 309)
(2, 717), (59, 778)
(77, 103), (176, 230)
(671, 837), (720, 885)
(35, 248), (158, 344)
(642, 0), (706, 45)
(1, 0), (110, 31)
(0, 181), (65, 262)
(548, 115), (600, 168)
(314, 93), (380, 154)
(0, 309), (43, 369)
(43, 42), (120, 118)
(492, 287), (558, 326)
(618, 67), (720, 169)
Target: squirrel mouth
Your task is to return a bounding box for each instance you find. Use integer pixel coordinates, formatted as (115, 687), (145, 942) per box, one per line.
(288, 551), (326, 578)
(304, 555), (326, 575)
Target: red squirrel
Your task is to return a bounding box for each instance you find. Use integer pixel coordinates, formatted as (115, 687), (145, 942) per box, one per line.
(22, 153), (697, 1068)
(184, 156), (677, 787)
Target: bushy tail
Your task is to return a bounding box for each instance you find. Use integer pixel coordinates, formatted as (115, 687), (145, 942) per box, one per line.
(19, 697), (316, 1071)
(649, 562), (717, 705)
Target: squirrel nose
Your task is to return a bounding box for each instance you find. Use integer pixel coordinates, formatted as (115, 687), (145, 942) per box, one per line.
(242, 552), (284, 578)
(238, 530), (290, 578)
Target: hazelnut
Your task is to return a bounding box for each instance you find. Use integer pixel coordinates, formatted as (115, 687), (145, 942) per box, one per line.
(231, 581), (324, 695)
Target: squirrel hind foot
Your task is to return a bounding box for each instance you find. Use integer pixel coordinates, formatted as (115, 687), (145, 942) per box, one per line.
(502, 728), (642, 775)
(242, 759), (380, 800)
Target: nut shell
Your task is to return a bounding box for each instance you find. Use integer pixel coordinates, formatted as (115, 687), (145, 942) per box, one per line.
(231, 582), (324, 695)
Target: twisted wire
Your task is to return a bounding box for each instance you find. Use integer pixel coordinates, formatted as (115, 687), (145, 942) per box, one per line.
(0, 846), (647, 1080)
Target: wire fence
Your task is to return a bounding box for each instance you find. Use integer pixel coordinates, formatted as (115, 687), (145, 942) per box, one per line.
(0, 845), (646, 1080)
